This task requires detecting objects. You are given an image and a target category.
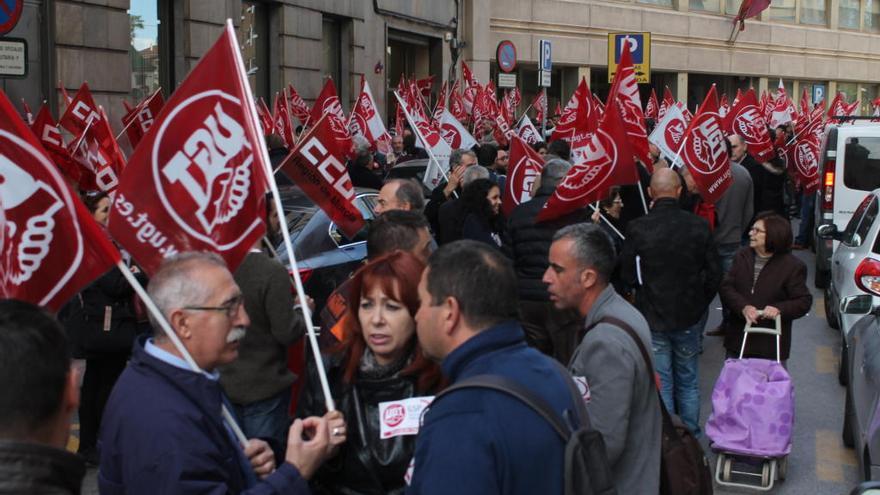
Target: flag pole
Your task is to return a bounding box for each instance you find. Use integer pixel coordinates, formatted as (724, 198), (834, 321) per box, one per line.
(115, 262), (248, 444)
(637, 181), (649, 214)
(589, 204), (625, 240)
(394, 91), (456, 199)
(228, 19), (336, 412)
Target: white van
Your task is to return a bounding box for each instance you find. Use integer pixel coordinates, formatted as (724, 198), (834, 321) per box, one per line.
(814, 120), (880, 288)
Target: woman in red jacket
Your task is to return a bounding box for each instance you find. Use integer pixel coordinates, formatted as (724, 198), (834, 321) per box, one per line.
(719, 212), (813, 363)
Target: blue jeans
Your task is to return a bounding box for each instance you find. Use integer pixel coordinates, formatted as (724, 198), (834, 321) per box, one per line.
(232, 388), (292, 449)
(717, 242), (740, 277)
(796, 191), (815, 245)
(652, 317), (705, 436)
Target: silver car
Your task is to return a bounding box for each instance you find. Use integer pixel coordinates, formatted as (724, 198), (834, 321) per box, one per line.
(818, 189), (880, 385)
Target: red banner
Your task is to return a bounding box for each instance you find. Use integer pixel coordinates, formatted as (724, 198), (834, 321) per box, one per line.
(278, 114), (365, 239)
(539, 98), (637, 222)
(59, 83), (100, 138)
(349, 76), (393, 154)
(310, 78), (353, 155)
(0, 90), (120, 310)
(608, 41), (651, 167)
(122, 89), (165, 149)
(107, 23), (268, 276)
(273, 90), (296, 148)
(30, 104), (82, 185)
(681, 86), (732, 203)
(646, 88), (659, 120)
(724, 88), (775, 162)
(659, 86), (675, 121)
(552, 77), (595, 143)
(503, 135), (545, 217)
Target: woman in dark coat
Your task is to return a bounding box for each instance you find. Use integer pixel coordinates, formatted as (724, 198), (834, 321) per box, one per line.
(719, 212), (812, 362)
(297, 251), (444, 495)
(460, 178), (505, 249)
(62, 191), (144, 465)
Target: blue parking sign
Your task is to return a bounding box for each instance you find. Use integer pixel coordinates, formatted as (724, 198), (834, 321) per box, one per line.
(539, 39), (552, 72)
(614, 34), (645, 64)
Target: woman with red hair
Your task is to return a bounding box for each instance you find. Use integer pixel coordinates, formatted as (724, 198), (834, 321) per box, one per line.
(297, 250), (443, 495)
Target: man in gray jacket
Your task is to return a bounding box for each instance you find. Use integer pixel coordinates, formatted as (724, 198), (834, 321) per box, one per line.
(543, 223), (661, 494)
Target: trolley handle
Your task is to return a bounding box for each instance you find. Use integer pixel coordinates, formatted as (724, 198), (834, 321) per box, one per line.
(739, 310), (783, 362)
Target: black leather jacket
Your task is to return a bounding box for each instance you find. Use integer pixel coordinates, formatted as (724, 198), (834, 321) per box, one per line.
(297, 349), (432, 495)
(0, 440), (85, 494)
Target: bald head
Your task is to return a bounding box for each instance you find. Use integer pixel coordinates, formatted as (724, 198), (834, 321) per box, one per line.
(648, 168), (682, 200)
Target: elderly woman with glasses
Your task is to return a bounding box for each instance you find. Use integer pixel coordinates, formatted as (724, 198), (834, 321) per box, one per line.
(719, 212), (812, 363)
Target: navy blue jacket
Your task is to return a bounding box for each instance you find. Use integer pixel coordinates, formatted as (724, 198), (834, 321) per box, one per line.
(98, 337), (310, 494)
(406, 321), (575, 495)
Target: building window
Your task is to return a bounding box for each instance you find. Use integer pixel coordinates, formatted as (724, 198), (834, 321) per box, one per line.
(636, 0), (673, 7)
(770, 0), (796, 22)
(129, 2), (161, 102)
(726, 0), (743, 16)
(690, 0), (720, 13)
(800, 0), (827, 25)
(866, 0), (880, 31)
(323, 17), (342, 85)
(839, 0), (860, 29)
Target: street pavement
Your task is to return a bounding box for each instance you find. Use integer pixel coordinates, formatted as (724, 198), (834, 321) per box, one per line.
(70, 233), (863, 494)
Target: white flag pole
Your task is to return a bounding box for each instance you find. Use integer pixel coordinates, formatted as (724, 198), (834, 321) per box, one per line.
(394, 91), (455, 197)
(589, 204), (625, 240)
(227, 20), (335, 411)
(115, 263), (248, 444)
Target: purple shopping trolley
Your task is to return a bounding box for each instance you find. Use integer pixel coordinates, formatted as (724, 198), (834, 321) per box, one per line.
(706, 313), (794, 491)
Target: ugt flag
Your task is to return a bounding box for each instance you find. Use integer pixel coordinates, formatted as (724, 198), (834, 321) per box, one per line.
(349, 76), (393, 155)
(108, 21), (268, 276)
(723, 88), (775, 163)
(680, 85), (731, 203)
(503, 135), (545, 217)
(0, 89), (120, 310)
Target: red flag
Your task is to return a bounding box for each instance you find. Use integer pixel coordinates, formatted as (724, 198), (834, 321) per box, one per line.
(20, 99), (33, 125)
(844, 99), (861, 116)
(799, 88), (811, 117)
(416, 75), (435, 98)
(646, 89), (659, 120)
(394, 102), (405, 138)
(286, 83), (311, 125)
(510, 87), (522, 111)
(827, 92), (846, 118)
(310, 78), (352, 156)
(724, 89), (775, 162)
(58, 82), (72, 106)
(396, 91), (452, 190)
(107, 22), (269, 276)
(66, 105), (127, 194)
(278, 114), (365, 239)
(461, 62), (480, 117)
(59, 83), (101, 138)
(659, 86), (675, 121)
(734, 0), (771, 30)
(432, 81), (448, 123)
(0, 90), (120, 310)
(449, 81), (467, 122)
(349, 76), (393, 154)
(30, 104), (82, 184)
(552, 77), (595, 143)
(719, 93), (730, 118)
(681, 85), (731, 203)
(256, 97), (275, 136)
(608, 41), (651, 166)
(273, 90), (296, 148)
(539, 98), (637, 222)
(121, 88), (165, 149)
(788, 135), (821, 194)
(503, 135), (546, 216)
(533, 90), (547, 123)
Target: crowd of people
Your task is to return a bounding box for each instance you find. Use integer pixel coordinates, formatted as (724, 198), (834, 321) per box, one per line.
(0, 112), (817, 495)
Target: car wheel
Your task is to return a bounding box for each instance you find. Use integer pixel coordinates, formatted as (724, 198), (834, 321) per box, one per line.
(839, 332), (849, 386)
(844, 387), (856, 449)
(826, 288), (841, 330)
(815, 267), (831, 289)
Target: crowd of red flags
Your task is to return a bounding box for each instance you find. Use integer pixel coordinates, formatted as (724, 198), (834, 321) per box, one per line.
(0, 13), (870, 312)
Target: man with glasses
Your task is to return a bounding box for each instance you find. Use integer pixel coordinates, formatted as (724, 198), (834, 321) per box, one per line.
(219, 240), (311, 452)
(99, 252), (336, 494)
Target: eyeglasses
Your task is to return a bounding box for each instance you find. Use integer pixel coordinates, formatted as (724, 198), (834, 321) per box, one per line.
(184, 295), (245, 318)
(749, 227), (766, 234)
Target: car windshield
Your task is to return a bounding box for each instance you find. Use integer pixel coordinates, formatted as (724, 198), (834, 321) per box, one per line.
(843, 137), (880, 191)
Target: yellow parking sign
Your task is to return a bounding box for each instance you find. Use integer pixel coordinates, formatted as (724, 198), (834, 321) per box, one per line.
(608, 32), (651, 84)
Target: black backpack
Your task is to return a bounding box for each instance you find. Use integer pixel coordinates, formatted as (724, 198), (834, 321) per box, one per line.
(594, 316), (713, 495)
(430, 361), (617, 495)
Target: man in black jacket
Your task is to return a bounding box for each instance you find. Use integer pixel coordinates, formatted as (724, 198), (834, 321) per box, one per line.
(619, 168), (721, 436)
(503, 158), (587, 363)
(424, 148), (477, 235)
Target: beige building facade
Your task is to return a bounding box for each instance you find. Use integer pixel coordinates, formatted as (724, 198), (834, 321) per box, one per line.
(2, 0), (880, 133)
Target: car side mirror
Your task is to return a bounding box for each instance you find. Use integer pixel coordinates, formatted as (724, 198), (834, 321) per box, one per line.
(853, 233), (863, 247)
(817, 224), (842, 241)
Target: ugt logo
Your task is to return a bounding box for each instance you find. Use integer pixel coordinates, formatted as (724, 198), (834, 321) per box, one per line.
(155, 91), (252, 240)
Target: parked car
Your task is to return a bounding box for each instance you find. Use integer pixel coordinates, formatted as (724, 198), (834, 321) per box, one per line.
(815, 120), (880, 288)
(386, 159), (431, 198)
(842, 280), (880, 481)
(853, 481), (880, 494)
(273, 186), (378, 314)
(818, 189), (880, 384)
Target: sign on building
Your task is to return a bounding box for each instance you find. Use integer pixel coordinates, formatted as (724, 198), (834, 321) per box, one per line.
(607, 32), (651, 84)
(0, 38), (26, 77)
(539, 39), (551, 87)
